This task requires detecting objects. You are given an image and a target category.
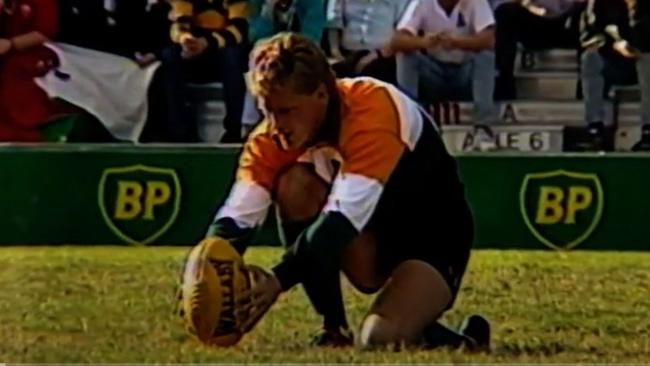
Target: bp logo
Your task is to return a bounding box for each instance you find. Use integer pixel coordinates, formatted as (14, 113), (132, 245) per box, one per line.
(520, 170), (604, 250)
(98, 165), (181, 245)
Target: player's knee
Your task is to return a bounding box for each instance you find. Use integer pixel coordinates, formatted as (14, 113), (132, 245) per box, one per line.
(275, 164), (328, 222)
(358, 314), (401, 348)
(342, 233), (384, 294)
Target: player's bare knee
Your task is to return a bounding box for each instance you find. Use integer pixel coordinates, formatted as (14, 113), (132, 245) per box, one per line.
(275, 164), (328, 221)
(342, 232), (385, 294)
(358, 314), (401, 348)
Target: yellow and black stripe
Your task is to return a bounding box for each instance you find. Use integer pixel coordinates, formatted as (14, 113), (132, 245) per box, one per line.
(169, 0), (250, 48)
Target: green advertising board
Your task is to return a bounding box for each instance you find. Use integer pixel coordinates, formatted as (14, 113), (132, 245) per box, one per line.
(1, 145), (649, 250)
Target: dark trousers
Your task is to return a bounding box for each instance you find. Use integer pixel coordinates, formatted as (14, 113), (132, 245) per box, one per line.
(156, 43), (247, 142)
(495, 2), (584, 97)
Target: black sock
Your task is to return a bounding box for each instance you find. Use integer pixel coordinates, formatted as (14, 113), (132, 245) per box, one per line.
(302, 266), (348, 330)
(421, 322), (472, 349)
(277, 214), (349, 330)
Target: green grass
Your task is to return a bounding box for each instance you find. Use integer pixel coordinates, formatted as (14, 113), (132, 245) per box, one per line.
(1, 247), (649, 363)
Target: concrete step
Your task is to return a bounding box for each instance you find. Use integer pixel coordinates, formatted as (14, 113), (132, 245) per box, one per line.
(516, 49), (579, 73)
(515, 71), (579, 100)
(195, 100), (227, 142)
(188, 82), (224, 102)
(194, 100), (257, 142)
(434, 101), (642, 126)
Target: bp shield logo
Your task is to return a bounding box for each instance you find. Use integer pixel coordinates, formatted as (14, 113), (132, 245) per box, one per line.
(520, 170), (604, 250)
(98, 165), (181, 245)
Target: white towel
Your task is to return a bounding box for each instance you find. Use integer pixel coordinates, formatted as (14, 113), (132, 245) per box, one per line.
(35, 42), (161, 142)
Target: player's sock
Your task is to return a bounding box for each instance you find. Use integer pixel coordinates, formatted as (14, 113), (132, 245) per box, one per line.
(421, 321), (474, 349)
(278, 217), (350, 332)
(302, 267), (349, 331)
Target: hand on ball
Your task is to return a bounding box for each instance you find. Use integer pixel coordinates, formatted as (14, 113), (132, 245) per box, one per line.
(238, 265), (281, 333)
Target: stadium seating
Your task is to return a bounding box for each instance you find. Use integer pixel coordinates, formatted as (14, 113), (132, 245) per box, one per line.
(104, 45), (645, 152)
(439, 48), (643, 153)
(187, 82), (227, 142)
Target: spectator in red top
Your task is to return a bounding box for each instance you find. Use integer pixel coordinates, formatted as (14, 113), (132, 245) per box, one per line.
(0, 0), (63, 141)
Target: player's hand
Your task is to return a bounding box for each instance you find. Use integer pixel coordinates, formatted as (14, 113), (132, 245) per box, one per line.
(423, 33), (441, 49)
(238, 265), (281, 333)
(613, 41), (640, 59)
(181, 36), (209, 59)
(438, 33), (457, 50)
(0, 38), (12, 56)
(521, 0), (547, 17)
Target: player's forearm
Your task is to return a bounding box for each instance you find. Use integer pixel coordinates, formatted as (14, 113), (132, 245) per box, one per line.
(10, 31), (49, 51)
(390, 30), (428, 53)
(272, 212), (358, 291)
(451, 29), (495, 52)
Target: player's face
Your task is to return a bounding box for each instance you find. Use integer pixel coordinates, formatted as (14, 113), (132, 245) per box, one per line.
(258, 84), (329, 150)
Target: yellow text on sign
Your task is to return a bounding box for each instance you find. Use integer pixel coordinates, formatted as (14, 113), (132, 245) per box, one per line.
(535, 185), (593, 225)
(114, 181), (171, 220)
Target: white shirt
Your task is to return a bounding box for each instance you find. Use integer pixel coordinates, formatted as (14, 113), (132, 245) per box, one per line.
(398, 0), (495, 64)
(327, 0), (416, 50)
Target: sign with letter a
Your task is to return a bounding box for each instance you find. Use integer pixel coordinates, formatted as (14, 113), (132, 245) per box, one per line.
(520, 170), (604, 250)
(98, 165), (181, 245)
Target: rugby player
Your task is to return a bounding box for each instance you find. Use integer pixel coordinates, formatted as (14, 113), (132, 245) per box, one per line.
(207, 31), (490, 349)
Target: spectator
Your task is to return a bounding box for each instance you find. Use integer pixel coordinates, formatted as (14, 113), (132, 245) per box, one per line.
(39, 0), (175, 143)
(391, 0), (498, 127)
(159, 0), (250, 143)
(494, 0), (587, 99)
(58, 0), (171, 61)
(249, 0), (324, 44)
(581, 0), (649, 151)
(0, 0), (65, 141)
(326, 0), (414, 83)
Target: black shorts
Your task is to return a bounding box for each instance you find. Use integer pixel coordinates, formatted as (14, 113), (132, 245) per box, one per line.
(365, 120), (474, 309)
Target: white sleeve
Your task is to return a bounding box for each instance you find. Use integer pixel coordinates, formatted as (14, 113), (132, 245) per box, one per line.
(471, 0), (496, 33)
(394, 0), (417, 26)
(322, 173), (384, 231)
(215, 180), (272, 229)
(396, 0), (423, 34)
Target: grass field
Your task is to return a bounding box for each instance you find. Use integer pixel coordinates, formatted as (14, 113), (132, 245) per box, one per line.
(1, 247), (649, 363)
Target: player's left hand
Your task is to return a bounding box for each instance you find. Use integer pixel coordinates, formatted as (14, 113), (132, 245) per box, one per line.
(438, 33), (457, 50)
(238, 265), (281, 333)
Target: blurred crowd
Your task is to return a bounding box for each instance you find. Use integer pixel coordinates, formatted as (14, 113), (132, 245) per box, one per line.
(0, 0), (648, 150)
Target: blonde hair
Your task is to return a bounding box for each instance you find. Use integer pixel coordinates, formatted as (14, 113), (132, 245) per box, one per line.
(248, 32), (337, 97)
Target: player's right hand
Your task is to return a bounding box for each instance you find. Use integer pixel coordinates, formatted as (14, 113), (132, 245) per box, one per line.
(238, 265), (281, 333)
